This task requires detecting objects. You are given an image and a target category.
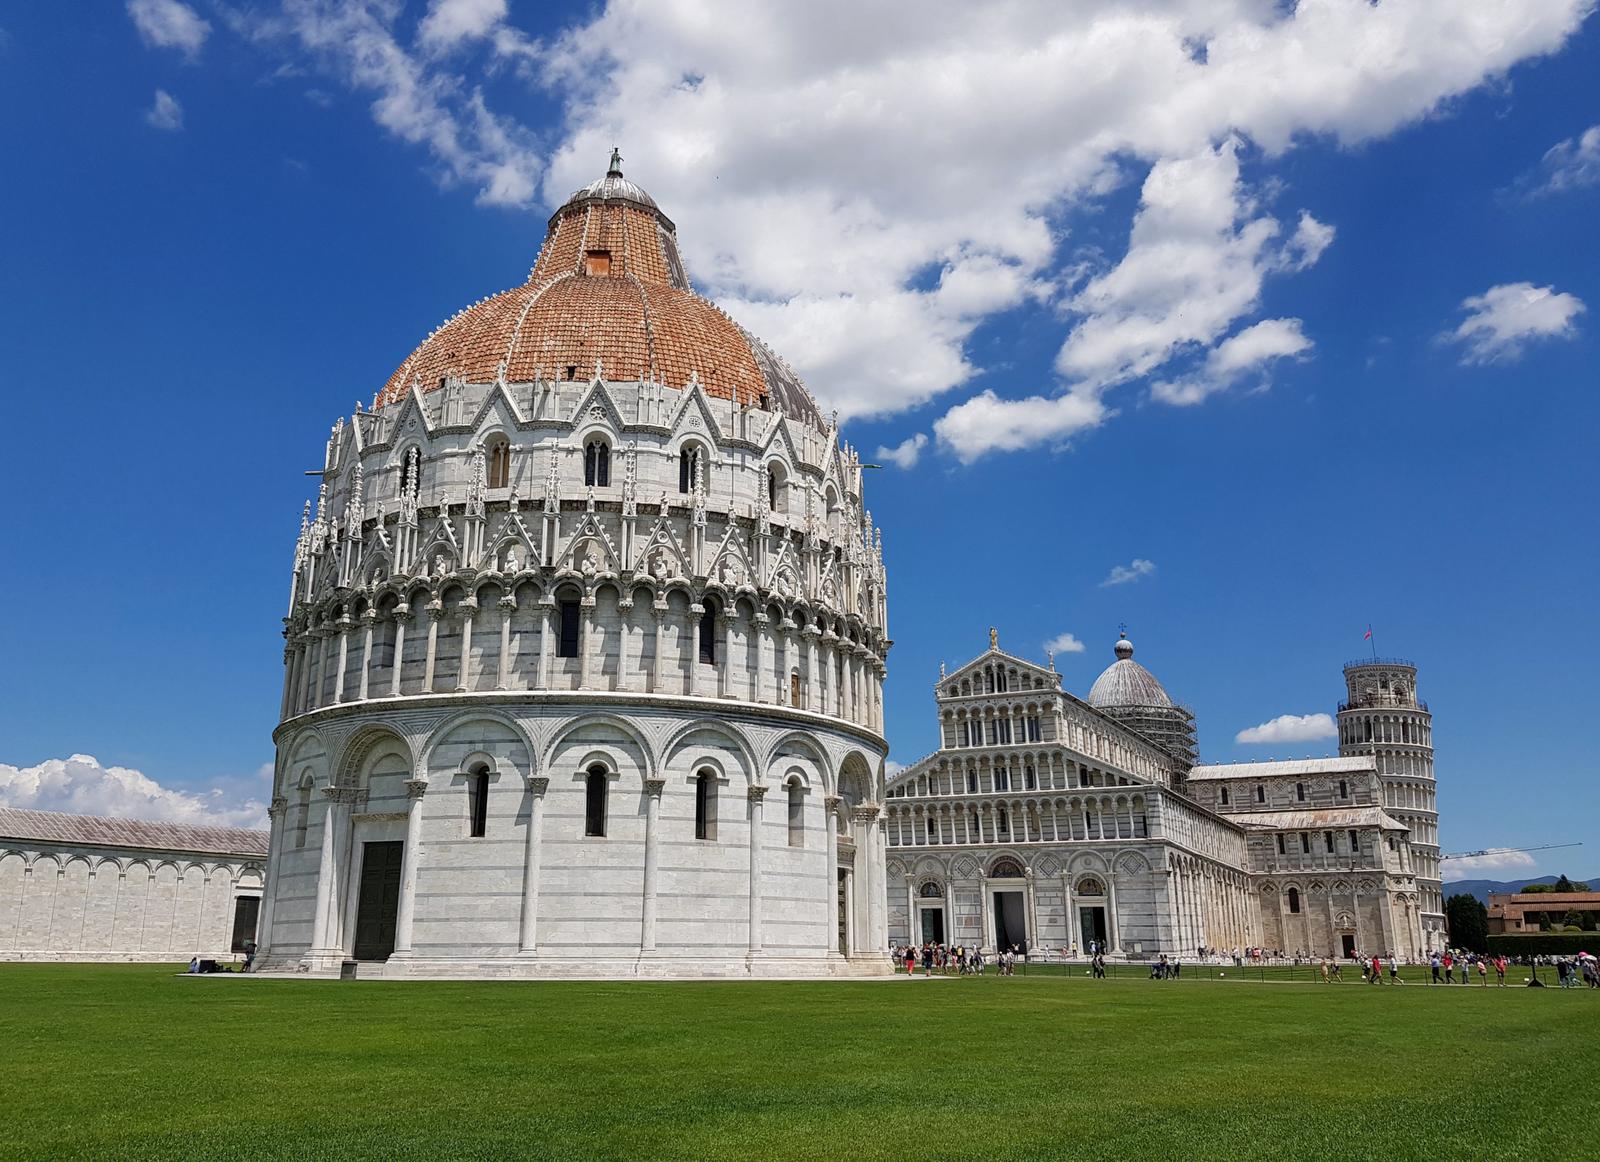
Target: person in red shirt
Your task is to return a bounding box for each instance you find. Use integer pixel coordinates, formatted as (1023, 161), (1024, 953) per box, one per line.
(1443, 952), (1454, 983)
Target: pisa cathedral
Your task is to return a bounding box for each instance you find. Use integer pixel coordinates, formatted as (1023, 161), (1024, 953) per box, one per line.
(884, 637), (1443, 959)
(242, 156), (1442, 978)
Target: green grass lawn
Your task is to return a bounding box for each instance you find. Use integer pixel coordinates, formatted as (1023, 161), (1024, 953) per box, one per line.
(0, 964), (1594, 1161)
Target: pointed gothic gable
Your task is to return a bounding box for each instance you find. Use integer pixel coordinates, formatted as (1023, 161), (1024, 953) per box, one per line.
(378, 382), (437, 450)
(556, 512), (621, 574)
(634, 511), (691, 579)
(463, 379), (530, 435)
(566, 375), (629, 436)
(707, 524), (754, 589)
(766, 536), (803, 598)
(759, 410), (805, 470)
(665, 374), (726, 443)
(487, 511), (541, 571)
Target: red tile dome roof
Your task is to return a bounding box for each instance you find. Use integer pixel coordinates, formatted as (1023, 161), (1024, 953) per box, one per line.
(375, 157), (823, 427)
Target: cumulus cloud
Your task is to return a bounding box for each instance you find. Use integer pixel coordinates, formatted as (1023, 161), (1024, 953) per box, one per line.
(127, 0), (210, 59)
(874, 432), (928, 470)
(1449, 281), (1586, 364)
(1517, 123), (1600, 197)
(1100, 558), (1155, 587)
(1151, 316), (1312, 406)
(0, 754), (268, 830)
(238, 1), (542, 208)
(211, 1), (1588, 425)
(145, 88), (184, 131)
(1442, 849), (1538, 877)
(1235, 713), (1337, 744)
(417, 0), (508, 52)
(1045, 632), (1087, 655)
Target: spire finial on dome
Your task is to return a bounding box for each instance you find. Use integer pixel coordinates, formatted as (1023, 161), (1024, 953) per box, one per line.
(989, 626), (998, 651)
(608, 146), (623, 176)
(1114, 628), (1134, 660)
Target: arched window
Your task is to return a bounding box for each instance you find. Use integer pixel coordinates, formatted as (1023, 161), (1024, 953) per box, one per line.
(584, 439), (611, 487)
(697, 600), (718, 665)
(996, 670), (1008, 693)
(787, 778), (804, 848)
(767, 462), (787, 512)
(558, 596), (581, 658)
(1255, 784), (1266, 804)
(694, 769), (717, 840)
(790, 670), (801, 708)
(486, 437), (511, 489)
(678, 443), (702, 494)
(293, 778), (312, 849)
(584, 766), (608, 837)
(467, 764), (490, 838)
(1220, 786), (1230, 806)
(1288, 887), (1302, 914)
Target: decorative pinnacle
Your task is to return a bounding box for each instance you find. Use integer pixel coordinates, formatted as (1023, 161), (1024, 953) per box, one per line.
(608, 146), (623, 176)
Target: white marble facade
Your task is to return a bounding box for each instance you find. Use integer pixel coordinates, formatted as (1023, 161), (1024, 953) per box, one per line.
(885, 637), (1433, 960)
(259, 298), (892, 977)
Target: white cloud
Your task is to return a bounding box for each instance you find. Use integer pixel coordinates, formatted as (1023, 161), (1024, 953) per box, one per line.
(145, 88), (184, 132)
(127, 0), (210, 60)
(216, 1), (1588, 425)
(1449, 281), (1586, 364)
(418, 0), (508, 52)
(1100, 558), (1155, 587)
(1442, 850), (1538, 877)
(1151, 316), (1312, 405)
(1235, 712), (1337, 744)
(0, 754), (268, 830)
(935, 388), (1109, 463)
(240, 1), (542, 208)
(1045, 632), (1087, 655)
(1520, 123), (1600, 196)
(874, 432), (927, 469)
(884, 759), (906, 781)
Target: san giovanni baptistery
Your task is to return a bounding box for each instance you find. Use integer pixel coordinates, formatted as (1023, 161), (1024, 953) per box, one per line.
(257, 155), (892, 978)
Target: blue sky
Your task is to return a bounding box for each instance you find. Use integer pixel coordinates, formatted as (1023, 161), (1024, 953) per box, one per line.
(1, 2), (1595, 881)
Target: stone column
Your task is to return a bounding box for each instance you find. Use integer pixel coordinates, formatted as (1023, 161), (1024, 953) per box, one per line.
(641, 776), (666, 952)
(306, 786), (351, 966)
(650, 602), (666, 693)
(391, 779), (428, 958)
(579, 603), (595, 690)
(496, 596), (515, 689)
(904, 875), (916, 945)
(256, 796), (288, 958)
(357, 611), (375, 701)
(803, 626), (821, 712)
(333, 622), (351, 703)
(1107, 875), (1122, 954)
(687, 605), (702, 697)
(824, 796), (841, 956)
(389, 609), (411, 697)
(518, 776), (549, 954)
(716, 613), (731, 698)
(423, 600), (442, 692)
(978, 877), (991, 953)
(753, 613), (770, 702)
(747, 784), (768, 954)
(537, 600), (554, 690)
(456, 601), (476, 692)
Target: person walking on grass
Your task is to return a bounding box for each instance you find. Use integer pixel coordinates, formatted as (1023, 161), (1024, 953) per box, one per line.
(1319, 958), (1330, 984)
(1429, 951), (1442, 985)
(1443, 952), (1455, 984)
(1494, 955), (1507, 986)
(1329, 960), (1344, 982)
(1389, 954), (1403, 984)
(1477, 958), (1488, 986)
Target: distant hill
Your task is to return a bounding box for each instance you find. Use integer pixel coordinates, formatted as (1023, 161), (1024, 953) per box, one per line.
(1443, 875), (1598, 906)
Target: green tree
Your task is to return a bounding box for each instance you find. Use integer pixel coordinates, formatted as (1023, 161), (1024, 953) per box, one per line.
(1445, 893), (1489, 953)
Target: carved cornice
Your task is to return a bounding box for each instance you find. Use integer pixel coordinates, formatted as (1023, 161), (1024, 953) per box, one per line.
(747, 784), (769, 801)
(405, 778), (429, 800)
(527, 775), (550, 796)
(644, 777), (667, 797)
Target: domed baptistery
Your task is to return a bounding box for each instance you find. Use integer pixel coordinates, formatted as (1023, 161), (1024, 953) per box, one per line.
(257, 154), (892, 978)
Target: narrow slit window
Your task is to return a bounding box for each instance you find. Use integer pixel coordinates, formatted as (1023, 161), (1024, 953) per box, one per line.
(584, 768), (607, 837)
(558, 600), (581, 658)
(467, 767), (489, 837)
(694, 770), (716, 840)
(787, 781), (804, 847)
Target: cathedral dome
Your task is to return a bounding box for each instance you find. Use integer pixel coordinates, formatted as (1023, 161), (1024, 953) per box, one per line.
(374, 154), (823, 428)
(1087, 634), (1173, 709)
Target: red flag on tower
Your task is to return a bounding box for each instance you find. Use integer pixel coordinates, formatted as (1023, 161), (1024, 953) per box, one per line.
(1363, 625), (1373, 641)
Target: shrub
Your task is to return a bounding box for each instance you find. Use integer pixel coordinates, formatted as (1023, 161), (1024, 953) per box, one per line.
(1487, 933), (1599, 957)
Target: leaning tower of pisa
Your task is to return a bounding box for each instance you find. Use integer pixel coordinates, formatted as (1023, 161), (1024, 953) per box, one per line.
(1337, 659), (1443, 952)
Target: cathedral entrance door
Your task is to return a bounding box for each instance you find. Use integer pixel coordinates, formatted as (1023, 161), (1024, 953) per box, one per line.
(919, 907), (945, 944)
(1079, 906), (1107, 952)
(993, 890), (1027, 951)
(352, 840), (403, 961)
(1341, 933), (1356, 959)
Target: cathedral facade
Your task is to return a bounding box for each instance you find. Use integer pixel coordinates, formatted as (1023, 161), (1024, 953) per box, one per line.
(257, 158), (892, 978)
(884, 635), (1439, 960)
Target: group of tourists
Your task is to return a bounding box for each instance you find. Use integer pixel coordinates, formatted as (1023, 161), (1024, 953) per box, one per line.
(1553, 954), (1599, 988)
(895, 942), (1037, 976)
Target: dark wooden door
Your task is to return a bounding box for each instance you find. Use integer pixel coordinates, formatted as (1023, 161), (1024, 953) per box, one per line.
(353, 841), (404, 961)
